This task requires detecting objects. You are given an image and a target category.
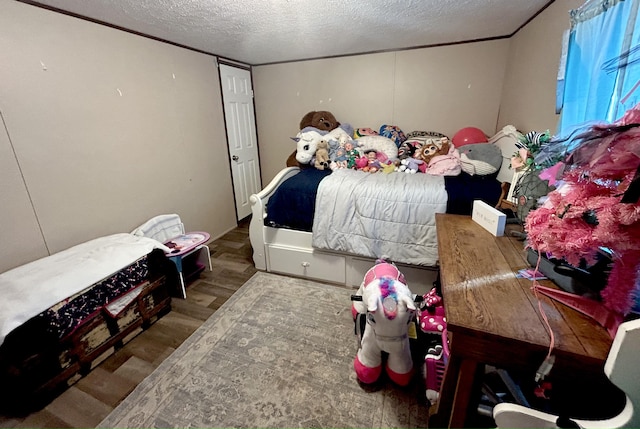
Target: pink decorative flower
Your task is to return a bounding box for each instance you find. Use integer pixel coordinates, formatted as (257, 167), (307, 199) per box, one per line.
(510, 148), (530, 170)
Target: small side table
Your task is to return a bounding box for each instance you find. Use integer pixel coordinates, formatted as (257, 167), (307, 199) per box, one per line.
(164, 232), (212, 298)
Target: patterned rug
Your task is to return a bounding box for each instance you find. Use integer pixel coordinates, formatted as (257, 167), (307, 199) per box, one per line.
(98, 272), (430, 428)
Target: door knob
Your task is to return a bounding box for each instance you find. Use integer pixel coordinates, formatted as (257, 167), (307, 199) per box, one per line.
(232, 155), (239, 161)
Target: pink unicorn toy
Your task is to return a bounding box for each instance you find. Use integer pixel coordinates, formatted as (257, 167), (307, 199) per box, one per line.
(351, 259), (416, 386)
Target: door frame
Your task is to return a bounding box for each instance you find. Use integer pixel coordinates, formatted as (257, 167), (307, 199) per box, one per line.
(217, 58), (262, 222)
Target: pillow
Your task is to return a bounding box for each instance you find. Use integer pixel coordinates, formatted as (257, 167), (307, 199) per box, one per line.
(457, 143), (503, 176)
(405, 130), (448, 139)
(397, 140), (422, 159)
(355, 135), (399, 161)
(379, 125), (406, 147)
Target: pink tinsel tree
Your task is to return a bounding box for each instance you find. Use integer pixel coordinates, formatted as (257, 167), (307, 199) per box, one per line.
(525, 108), (640, 315)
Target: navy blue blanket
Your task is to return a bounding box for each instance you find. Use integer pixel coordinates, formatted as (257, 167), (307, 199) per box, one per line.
(444, 171), (502, 215)
(264, 169), (501, 231)
(265, 168), (332, 231)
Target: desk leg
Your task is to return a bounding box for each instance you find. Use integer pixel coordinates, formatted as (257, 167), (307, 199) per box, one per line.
(430, 354), (460, 428)
(430, 356), (482, 428)
(450, 359), (482, 428)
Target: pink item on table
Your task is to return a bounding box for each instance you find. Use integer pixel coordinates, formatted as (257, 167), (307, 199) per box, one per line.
(163, 232), (210, 256)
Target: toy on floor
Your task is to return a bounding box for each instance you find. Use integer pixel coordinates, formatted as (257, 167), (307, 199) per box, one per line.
(417, 288), (450, 404)
(418, 288), (446, 333)
(424, 329), (450, 404)
(351, 259), (416, 386)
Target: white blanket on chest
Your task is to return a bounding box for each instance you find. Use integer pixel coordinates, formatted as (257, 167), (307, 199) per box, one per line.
(0, 233), (169, 346)
(311, 169), (447, 266)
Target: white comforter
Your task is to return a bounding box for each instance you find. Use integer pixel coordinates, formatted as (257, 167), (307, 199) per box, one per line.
(312, 169), (448, 266)
(0, 233), (169, 346)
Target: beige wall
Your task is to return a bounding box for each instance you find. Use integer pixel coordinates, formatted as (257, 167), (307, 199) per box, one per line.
(497, 0), (583, 133)
(0, 0), (578, 273)
(254, 40), (510, 183)
(253, 2), (579, 184)
(0, 1), (237, 272)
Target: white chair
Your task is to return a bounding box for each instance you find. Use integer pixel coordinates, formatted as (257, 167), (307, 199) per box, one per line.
(132, 214), (212, 298)
(493, 318), (640, 428)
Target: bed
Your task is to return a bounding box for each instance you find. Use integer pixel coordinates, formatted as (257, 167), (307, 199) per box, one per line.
(249, 126), (520, 294)
(0, 233), (178, 412)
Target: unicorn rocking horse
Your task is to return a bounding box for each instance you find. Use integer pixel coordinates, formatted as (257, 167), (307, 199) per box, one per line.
(351, 259), (417, 386)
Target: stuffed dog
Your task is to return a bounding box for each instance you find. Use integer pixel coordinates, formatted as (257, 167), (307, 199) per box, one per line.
(299, 111), (340, 131)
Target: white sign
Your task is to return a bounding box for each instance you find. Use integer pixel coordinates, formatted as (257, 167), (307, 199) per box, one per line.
(472, 200), (506, 236)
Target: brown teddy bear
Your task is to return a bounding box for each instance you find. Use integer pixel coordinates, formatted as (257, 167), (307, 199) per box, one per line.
(286, 111), (340, 167)
(299, 111), (340, 131)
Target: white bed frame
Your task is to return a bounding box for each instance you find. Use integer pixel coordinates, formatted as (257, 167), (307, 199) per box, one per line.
(249, 126), (521, 295)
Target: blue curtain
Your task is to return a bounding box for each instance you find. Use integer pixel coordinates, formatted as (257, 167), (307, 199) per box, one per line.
(558, 0), (640, 136)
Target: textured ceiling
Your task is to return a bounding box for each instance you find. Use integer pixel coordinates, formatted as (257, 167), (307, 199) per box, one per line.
(27, 0), (553, 65)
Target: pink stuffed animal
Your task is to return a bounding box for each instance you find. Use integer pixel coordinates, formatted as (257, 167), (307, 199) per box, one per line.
(355, 156), (369, 170)
(417, 288), (446, 334)
(417, 288), (450, 404)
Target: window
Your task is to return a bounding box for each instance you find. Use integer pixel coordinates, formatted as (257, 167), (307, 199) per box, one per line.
(558, 0), (640, 136)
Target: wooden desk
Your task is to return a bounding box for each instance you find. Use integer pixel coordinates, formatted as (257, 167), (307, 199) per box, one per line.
(430, 214), (613, 428)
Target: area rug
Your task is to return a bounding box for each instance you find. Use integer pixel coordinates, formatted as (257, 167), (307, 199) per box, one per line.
(98, 271), (430, 428)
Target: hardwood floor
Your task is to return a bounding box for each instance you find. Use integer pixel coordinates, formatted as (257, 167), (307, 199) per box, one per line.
(0, 220), (257, 428)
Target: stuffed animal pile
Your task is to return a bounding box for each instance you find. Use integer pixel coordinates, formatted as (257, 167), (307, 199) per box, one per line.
(286, 111), (342, 168)
(286, 111), (502, 178)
